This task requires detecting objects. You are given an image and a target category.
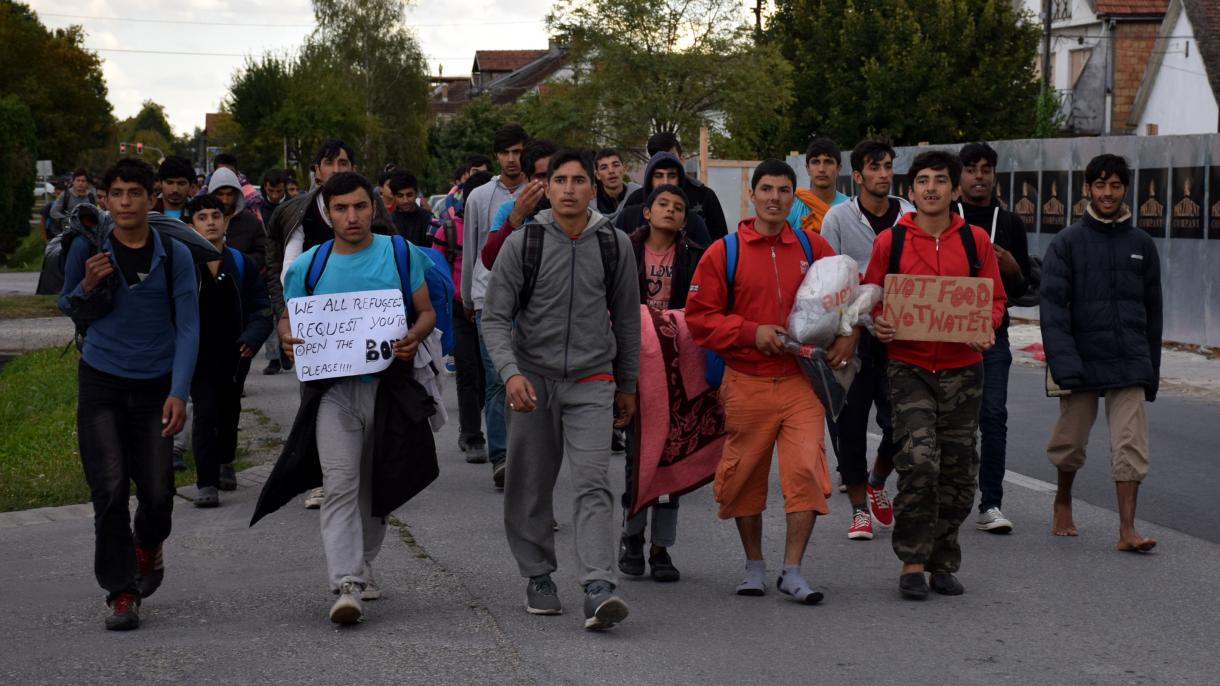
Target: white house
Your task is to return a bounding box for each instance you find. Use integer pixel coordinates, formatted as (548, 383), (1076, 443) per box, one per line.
(1128, 0), (1220, 135)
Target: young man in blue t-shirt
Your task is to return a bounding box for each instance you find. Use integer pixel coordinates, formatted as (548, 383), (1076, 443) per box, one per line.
(59, 158), (200, 631)
(280, 172), (436, 625)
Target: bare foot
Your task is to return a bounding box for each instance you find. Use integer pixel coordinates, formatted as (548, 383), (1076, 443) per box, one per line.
(1117, 531), (1156, 552)
(1052, 501), (1078, 536)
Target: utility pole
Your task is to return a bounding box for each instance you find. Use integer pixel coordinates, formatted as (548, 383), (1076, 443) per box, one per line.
(752, 0), (766, 41)
(1042, 0), (1053, 96)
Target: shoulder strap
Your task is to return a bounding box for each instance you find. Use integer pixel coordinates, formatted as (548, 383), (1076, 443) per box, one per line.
(723, 233), (739, 312)
(596, 228), (619, 313)
(158, 229), (177, 328)
(442, 216), (457, 264)
(517, 224), (545, 312)
(225, 246), (245, 284)
(304, 239), (334, 296)
(959, 224), (980, 277)
(390, 234), (416, 324)
(792, 227), (814, 263)
(887, 225), (906, 275)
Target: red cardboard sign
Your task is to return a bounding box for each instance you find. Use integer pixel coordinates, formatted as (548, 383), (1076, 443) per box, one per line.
(882, 274), (993, 343)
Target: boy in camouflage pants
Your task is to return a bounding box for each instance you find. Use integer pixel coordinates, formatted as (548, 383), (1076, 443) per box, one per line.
(863, 151), (1007, 600)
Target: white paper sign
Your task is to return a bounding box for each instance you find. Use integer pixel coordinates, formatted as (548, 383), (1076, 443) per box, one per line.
(287, 289), (409, 381)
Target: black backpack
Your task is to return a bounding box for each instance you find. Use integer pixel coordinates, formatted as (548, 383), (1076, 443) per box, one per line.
(516, 223), (620, 314)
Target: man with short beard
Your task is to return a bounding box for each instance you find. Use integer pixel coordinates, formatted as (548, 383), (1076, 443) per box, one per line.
(955, 142), (1032, 535)
(1041, 154), (1162, 553)
(155, 156), (196, 220)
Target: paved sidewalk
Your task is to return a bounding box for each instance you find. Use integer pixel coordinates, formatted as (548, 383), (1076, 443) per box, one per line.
(1, 370), (1218, 684)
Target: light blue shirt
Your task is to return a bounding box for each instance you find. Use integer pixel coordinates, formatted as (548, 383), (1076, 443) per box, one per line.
(284, 234), (428, 302)
(491, 198), (515, 233)
(788, 190), (850, 229)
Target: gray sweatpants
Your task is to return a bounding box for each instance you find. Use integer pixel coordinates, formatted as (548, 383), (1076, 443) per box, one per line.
(504, 371), (616, 588)
(316, 378), (386, 591)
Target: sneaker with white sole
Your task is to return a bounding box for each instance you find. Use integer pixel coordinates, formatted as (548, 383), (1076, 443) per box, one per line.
(526, 574), (562, 615)
(976, 507), (1014, 534)
(304, 487), (325, 509)
(330, 582), (364, 625)
(583, 581), (628, 630)
(867, 484), (894, 528)
(848, 509), (874, 540)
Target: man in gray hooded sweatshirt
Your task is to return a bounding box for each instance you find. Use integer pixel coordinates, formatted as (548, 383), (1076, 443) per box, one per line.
(208, 166), (267, 271)
(482, 149), (641, 631)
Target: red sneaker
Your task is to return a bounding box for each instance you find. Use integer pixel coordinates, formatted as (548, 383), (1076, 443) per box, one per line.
(105, 592), (140, 631)
(868, 485), (894, 529)
(135, 544), (164, 599)
(848, 509), (874, 540)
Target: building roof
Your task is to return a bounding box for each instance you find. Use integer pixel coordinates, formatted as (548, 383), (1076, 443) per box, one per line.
(1183, 0), (1220, 99)
(473, 50), (549, 73)
(1094, 0), (1168, 15)
(480, 49), (569, 104)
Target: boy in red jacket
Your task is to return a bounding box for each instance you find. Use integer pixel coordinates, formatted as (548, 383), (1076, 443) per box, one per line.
(687, 160), (854, 605)
(864, 150), (1006, 600)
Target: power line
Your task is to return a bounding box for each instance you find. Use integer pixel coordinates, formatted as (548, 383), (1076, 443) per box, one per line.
(40, 12), (544, 29)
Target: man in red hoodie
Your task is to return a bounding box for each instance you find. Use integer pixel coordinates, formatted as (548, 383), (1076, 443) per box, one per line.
(864, 150), (1006, 600)
(687, 159), (853, 605)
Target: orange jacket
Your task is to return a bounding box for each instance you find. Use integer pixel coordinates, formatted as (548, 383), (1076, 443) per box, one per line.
(862, 212), (1007, 372)
(687, 219), (836, 378)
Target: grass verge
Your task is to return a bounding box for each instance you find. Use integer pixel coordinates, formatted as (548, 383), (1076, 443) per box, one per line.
(0, 348), (267, 512)
(0, 294), (60, 320)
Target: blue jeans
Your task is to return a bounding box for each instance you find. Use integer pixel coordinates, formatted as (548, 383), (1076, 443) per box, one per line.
(475, 311), (506, 467)
(978, 328), (1011, 511)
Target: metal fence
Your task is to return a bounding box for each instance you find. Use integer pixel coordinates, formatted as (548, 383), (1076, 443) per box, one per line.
(698, 133), (1220, 348)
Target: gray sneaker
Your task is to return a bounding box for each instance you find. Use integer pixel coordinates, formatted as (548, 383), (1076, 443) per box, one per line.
(583, 581), (628, 631)
(463, 444), (488, 464)
(194, 486), (219, 508)
(526, 574), (562, 615)
(976, 507), (1014, 534)
(330, 581), (364, 625)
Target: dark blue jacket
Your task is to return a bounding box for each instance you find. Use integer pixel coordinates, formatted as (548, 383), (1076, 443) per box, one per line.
(219, 246), (274, 353)
(1040, 208), (1163, 400)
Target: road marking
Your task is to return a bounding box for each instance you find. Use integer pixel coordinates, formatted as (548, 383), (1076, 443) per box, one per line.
(864, 432), (1057, 493)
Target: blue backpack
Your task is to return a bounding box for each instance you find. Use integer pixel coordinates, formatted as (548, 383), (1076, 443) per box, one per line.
(226, 246), (246, 284)
(704, 228), (815, 387)
(304, 235), (456, 355)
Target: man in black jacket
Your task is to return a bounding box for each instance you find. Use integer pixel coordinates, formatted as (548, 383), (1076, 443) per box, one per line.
(620, 132), (728, 241)
(1040, 154), (1162, 553)
(955, 142), (1032, 535)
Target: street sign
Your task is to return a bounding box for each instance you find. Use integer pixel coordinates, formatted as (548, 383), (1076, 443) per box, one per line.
(35, 160), (52, 178)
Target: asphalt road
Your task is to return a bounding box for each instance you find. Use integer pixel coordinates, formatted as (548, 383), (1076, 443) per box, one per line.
(0, 271), (38, 294)
(1, 365), (1218, 684)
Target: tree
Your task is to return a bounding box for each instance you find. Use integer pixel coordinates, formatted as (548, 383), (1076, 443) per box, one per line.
(308, 0), (431, 175)
(0, 2), (113, 171)
(768, 0), (1041, 149)
(0, 95), (37, 260)
(423, 96), (518, 193)
(543, 0), (791, 160)
(227, 54), (294, 178)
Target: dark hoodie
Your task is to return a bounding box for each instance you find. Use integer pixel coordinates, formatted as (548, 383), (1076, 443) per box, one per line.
(622, 155), (727, 241)
(614, 153), (711, 247)
(209, 167), (267, 271)
(953, 198), (1031, 329)
(628, 225), (705, 310)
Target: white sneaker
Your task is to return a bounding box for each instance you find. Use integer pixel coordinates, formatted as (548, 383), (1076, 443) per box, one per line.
(361, 565), (382, 601)
(304, 487), (325, 509)
(976, 507), (1014, 533)
(329, 582), (364, 625)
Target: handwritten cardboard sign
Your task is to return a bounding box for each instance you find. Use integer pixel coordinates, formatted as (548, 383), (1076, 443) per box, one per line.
(287, 289), (409, 381)
(882, 274), (993, 343)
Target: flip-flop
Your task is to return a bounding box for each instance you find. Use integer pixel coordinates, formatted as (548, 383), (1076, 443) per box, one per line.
(1117, 539), (1157, 553)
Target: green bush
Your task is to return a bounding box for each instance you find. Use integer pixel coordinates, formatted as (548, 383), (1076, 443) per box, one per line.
(0, 96), (37, 263)
(4, 228), (44, 270)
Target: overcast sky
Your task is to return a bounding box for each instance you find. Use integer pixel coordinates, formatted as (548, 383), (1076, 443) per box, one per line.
(26, 0), (559, 135)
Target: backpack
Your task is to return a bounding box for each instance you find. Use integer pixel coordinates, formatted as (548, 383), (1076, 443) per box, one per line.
(304, 235), (456, 355)
(887, 224), (980, 277)
(226, 246), (245, 284)
(704, 228), (815, 387)
(516, 223), (620, 314)
(439, 213), (458, 266)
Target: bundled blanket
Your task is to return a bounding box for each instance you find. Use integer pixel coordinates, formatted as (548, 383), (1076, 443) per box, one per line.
(629, 306), (725, 518)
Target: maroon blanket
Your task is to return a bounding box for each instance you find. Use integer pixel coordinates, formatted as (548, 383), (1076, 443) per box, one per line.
(629, 306), (726, 518)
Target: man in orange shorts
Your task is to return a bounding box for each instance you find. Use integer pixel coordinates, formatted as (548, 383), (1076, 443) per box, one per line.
(687, 159), (859, 604)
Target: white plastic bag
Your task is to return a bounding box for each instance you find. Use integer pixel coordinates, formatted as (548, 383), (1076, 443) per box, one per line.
(787, 255), (859, 349)
(841, 284), (883, 336)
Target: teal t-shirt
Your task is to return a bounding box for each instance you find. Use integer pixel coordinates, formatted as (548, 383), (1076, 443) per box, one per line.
(284, 234), (428, 302)
(787, 190), (850, 229)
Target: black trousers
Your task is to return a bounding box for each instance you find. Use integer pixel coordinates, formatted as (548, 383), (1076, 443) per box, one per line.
(827, 334), (897, 486)
(77, 361), (176, 602)
(451, 296), (485, 448)
(190, 359), (242, 489)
